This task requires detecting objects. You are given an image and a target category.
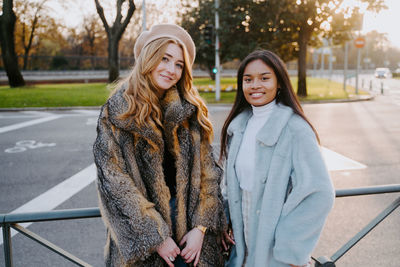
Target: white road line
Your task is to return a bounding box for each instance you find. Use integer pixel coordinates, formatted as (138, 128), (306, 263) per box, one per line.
(0, 115), (61, 134)
(72, 110), (100, 115)
(0, 164), (97, 245)
(321, 147), (367, 171)
(0, 111), (98, 119)
(22, 111), (56, 116)
(0, 111), (55, 119)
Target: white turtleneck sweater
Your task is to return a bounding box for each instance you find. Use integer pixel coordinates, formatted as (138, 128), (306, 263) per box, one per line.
(235, 100), (276, 192)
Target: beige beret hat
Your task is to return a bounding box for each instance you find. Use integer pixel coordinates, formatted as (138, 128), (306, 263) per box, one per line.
(134, 24), (196, 66)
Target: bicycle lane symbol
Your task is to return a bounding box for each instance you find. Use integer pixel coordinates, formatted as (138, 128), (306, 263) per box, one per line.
(5, 140), (56, 153)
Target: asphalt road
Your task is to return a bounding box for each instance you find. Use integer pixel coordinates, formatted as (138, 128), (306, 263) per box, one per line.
(1, 80), (400, 266)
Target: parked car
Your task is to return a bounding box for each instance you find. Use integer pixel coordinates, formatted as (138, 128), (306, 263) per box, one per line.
(374, 67), (392, 79)
(393, 68), (400, 78)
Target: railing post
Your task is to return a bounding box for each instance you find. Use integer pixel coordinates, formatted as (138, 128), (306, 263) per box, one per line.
(315, 256), (335, 267)
(2, 223), (14, 267)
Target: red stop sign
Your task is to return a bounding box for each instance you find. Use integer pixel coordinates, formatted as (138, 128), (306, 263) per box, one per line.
(354, 37), (365, 48)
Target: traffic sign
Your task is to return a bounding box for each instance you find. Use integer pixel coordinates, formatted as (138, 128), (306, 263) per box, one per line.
(354, 37), (365, 48)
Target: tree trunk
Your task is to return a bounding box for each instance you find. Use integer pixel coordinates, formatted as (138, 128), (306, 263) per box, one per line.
(21, 2), (43, 71)
(94, 0), (135, 83)
(23, 21), (37, 70)
(297, 27), (309, 97)
(23, 47), (29, 70)
(108, 37), (119, 82)
(0, 0), (25, 87)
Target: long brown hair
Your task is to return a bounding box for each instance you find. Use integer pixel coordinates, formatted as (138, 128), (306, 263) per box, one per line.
(219, 50), (319, 162)
(112, 37), (214, 142)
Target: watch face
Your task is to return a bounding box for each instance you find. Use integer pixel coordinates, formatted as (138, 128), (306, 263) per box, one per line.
(197, 225), (206, 233)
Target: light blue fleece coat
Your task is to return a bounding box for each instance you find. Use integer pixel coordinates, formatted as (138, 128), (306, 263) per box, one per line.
(223, 104), (335, 267)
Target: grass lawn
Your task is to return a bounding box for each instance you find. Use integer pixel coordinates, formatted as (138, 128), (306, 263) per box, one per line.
(0, 83), (112, 108)
(0, 77), (367, 108)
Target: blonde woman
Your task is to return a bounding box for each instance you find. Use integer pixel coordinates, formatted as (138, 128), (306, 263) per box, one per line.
(93, 24), (226, 267)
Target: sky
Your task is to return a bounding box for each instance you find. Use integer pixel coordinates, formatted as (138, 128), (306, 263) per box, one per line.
(48, 0), (179, 30)
(362, 0), (400, 48)
(48, 0), (400, 49)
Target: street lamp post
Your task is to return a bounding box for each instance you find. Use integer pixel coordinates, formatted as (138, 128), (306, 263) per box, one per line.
(354, 36), (366, 95)
(215, 0), (221, 101)
(142, 0), (146, 31)
(356, 46), (360, 94)
(343, 41), (348, 92)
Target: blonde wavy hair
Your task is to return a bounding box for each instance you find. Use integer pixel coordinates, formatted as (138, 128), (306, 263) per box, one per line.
(113, 37), (214, 142)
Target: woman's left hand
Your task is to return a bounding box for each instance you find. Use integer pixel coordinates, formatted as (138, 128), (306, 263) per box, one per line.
(222, 228), (235, 251)
(179, 227), (205, 266)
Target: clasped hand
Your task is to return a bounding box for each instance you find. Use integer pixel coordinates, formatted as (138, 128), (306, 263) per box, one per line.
(157, 227), (205, 267)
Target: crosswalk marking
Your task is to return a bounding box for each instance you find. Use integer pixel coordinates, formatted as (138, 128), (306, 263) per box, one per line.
(321, 147), (367, 171)
(0, 164), (97, 245)
(0, 115), (61, 134)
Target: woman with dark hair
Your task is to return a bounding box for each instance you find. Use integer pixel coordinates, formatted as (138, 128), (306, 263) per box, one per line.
(93, 24), (226, 267)
(220, 50), (334, 267)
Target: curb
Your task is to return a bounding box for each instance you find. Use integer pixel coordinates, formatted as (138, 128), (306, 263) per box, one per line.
(0, 106), (102, 112)
(0, 95), (375, 112)
(300, 94), (375, 104)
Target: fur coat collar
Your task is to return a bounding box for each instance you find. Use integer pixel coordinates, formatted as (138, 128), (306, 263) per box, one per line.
(107, 86), (195, 144)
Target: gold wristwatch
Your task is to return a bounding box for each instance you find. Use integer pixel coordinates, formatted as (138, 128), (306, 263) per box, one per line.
(196, 225), (207, 234)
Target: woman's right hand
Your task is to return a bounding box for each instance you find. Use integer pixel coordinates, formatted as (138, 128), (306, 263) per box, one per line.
(221, 228), (235, 251)
(157, 237), (181, 267)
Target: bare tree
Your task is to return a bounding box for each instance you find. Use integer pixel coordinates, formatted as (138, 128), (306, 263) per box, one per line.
(94, 0), (135, 82)
(0, 0), (25, 87)
(15, 0), (48, 70)
(82, 15), (105, 68)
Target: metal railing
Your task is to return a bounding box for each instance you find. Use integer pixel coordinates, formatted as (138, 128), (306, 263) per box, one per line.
(1, 184), (400, 267)
(314, 184), (400, 266)
(1, 208), (100, 267)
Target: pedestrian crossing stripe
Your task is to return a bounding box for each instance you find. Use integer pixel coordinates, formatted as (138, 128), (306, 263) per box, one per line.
(321, 147), (367, 171)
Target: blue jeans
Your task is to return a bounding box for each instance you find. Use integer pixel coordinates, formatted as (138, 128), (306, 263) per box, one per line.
(170, 197), (188, 267)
